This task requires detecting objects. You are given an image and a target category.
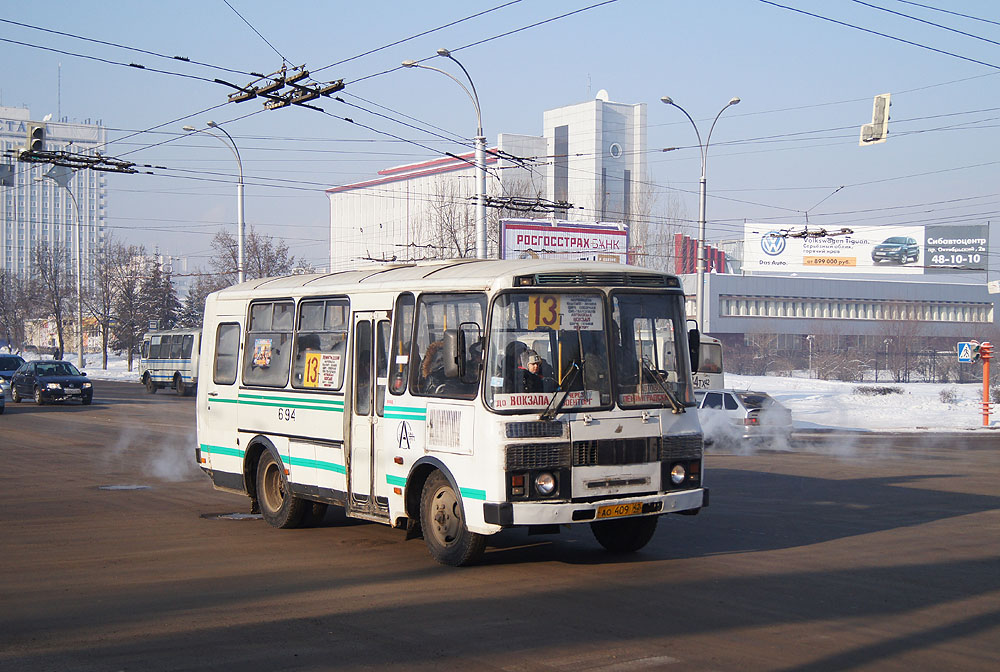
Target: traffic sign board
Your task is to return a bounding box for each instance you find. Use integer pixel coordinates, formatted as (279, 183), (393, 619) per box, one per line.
(958, 341), (977, 363)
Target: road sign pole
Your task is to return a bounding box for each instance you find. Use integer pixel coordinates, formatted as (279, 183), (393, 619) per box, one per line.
(981, 342), (993, 427)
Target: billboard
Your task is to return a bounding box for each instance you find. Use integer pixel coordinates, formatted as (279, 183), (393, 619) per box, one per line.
(500, 219), (628, 263)
(742, 223), (987, 275)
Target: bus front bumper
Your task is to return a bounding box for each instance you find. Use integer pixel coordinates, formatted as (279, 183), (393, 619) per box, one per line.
(483, 487), (708, 527)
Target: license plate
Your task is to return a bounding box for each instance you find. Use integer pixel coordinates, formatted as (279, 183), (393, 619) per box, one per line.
(65, 388), (81, 395)
(596, 502), (643, 519)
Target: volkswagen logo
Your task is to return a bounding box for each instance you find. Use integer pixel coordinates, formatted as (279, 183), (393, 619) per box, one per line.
(760, 232), (786, 256)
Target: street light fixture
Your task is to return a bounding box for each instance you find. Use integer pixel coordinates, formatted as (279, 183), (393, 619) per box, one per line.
(403, 49), (487, 259)
(41, 166), (85, 369)
(183, 122), (245, 283)
(660, 95), (740, 330)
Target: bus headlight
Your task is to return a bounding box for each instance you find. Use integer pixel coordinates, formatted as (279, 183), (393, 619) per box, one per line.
(534, 472), (557, 496)
(670, 464), (686, 485)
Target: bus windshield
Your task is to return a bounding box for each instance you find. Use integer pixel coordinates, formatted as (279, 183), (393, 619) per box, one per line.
(610, 291), (694, 408)
(485, 291), (612, 412)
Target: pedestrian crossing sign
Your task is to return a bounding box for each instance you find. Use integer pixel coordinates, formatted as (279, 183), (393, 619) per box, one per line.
(957, 341), (976, 363)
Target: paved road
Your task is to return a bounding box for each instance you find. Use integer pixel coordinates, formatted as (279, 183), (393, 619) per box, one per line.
(2, 380), (998, 671)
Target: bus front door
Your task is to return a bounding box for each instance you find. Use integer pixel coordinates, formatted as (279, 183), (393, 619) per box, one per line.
(348, 311), (391, 519)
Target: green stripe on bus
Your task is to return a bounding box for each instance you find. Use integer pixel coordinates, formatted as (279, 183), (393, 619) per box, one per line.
(283, 455), (346, 474)
(386, 474), (407, 487)
(239, 392), (344, 406)
(236, 398), (345, 412)
(210, 397), (239, 404)
(384, 405), (426, 415)
(384, 412), (425, 420)
(199, 444), (245, 458)
(460, 488), (487, 501)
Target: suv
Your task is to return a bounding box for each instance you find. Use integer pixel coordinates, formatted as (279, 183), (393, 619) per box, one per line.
(871, 236), (920, 265)
(696, 389), (793, 446)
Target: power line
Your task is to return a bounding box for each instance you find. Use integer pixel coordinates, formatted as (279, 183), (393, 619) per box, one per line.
(312, 0), (524, 75)
(757, 0), (1000, 70)
(223, 0), (288, 63)
(892, 0), (1000, 28)
(0, 17), (254, 76)
(850, 0), (1000, 48)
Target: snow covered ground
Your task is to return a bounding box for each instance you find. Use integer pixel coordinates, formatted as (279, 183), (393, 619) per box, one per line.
(57, 352), (997, 433)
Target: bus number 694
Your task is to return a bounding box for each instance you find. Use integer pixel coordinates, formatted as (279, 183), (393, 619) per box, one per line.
(277, 407), (296, 421)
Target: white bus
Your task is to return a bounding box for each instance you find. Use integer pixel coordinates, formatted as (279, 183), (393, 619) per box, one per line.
(692, 336), (725, 390)
(139, 328), (201, 396)
(196, 259), (708, 565)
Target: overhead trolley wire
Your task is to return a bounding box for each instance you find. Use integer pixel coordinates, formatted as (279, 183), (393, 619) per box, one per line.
(758, 0), (1000, 70)
(0, 16), (255, 76)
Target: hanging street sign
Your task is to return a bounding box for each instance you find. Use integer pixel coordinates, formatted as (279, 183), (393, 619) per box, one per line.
(957, 341), (977, 363)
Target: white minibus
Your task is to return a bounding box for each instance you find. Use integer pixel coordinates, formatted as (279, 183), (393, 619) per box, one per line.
(139, 328), (201, 396)
(196, 259), (708, 565)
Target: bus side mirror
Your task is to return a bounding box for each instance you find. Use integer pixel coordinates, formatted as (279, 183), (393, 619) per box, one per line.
(688, 328), (701, 373)
(443, 329), (464, 379)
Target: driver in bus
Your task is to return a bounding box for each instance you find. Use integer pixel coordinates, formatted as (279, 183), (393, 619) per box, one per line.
(518, 350), (553, 393)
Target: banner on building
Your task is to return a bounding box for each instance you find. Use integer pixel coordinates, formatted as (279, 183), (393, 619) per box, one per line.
(500, 219), (629, 263)
(742, 223), (987, 275)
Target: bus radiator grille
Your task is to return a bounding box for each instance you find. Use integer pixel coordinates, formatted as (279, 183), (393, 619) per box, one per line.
(505, 443), (572, 470)
(572, 438), (660, 466)
(504, 421), (567, 439)
(658, 435), (704, 461)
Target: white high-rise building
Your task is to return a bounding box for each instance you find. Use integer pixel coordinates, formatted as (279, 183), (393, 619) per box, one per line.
(0, 107), (107, 282)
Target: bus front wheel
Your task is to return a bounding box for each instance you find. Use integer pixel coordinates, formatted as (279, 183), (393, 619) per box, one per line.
(256, 451), (305, 529)
(590, 515), (659, 554)
(419, 470), (485, 566)
(143, 374), (157, 394)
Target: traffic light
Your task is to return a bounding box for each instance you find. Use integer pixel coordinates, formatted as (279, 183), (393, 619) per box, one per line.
(859, 93), (891, 146)
(26, 123), (45, 153)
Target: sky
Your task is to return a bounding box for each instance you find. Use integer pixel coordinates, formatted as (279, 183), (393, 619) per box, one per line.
(3, 0), (1000, 278)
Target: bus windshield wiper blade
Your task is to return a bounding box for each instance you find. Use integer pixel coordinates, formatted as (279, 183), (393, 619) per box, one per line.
(540, 362), (580, 421)
(640, 358), (685, 414)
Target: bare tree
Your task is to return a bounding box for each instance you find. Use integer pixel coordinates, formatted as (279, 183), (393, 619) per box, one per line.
(0, 269), (33, 352)
(177, 271), (229, 328)
(210, 226), (297, 283)
(84, 237), (116, 369)
(108, 243), (148, 371)
(30, 242), (72, 358)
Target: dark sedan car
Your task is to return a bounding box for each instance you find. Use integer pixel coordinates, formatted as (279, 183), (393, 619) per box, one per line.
(871, 236), (920, 264)
(0, 354), (25, 396)
(10, 360), (93, 405)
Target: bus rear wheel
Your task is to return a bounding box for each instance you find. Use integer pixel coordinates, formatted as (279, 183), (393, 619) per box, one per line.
(590, 515), (659, 554)
(174, 373), (186, 397)
(419, 470), (485, 566)
(144, 374), (157, 394)
(256, 450), (305, 529)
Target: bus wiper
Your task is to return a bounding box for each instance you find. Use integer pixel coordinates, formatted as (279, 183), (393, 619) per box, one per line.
(539, 362), (580, 421)
(640, 357), (686, 414)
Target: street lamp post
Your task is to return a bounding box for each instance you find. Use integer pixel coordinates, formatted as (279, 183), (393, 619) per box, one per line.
(884, 338), (893, 383)
(42, 166), (84, 369)
(660, 96), (740, 329)
(403, 48), (487, 259)
(806, 334), (815, 379)
(183, 122), (245, 282)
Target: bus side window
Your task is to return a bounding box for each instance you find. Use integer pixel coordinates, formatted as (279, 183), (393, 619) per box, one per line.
(149, 335), (161, 359)
(243, 301), (293, 388)
(389, 293), (415, 395)
(213, 323), (241, 385)
(141, 340), (149, 359)
(181, 334), (194, 359)
(169, 335), (183, 360)
(292, 298), (349, 390)
(375, 319), (390, 415)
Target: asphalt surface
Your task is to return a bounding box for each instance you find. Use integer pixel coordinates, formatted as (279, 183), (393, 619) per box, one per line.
(2, 379), (998, 671)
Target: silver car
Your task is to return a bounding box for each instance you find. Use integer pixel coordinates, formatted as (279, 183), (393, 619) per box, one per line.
(696, 389), (793, 446)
